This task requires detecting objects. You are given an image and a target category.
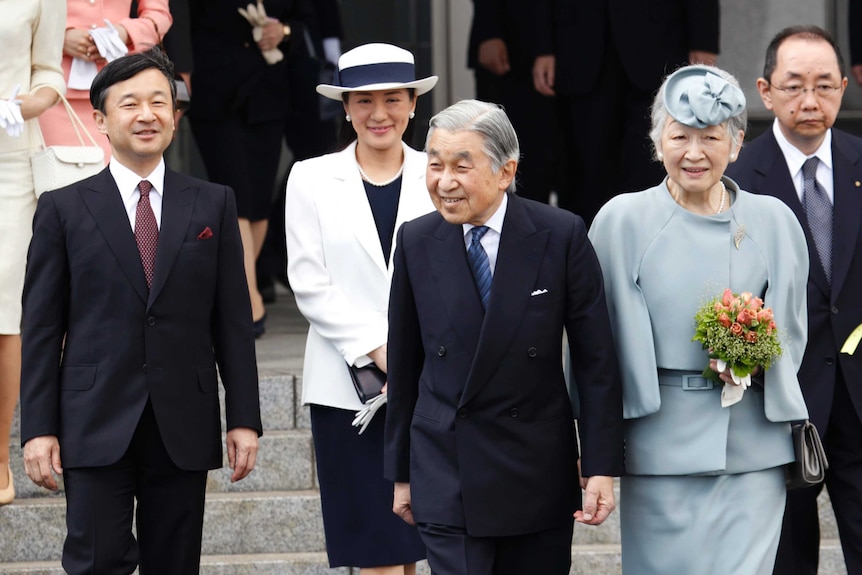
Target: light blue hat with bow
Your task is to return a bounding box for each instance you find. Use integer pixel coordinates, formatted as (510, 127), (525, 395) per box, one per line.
(663, 65), (746, 128)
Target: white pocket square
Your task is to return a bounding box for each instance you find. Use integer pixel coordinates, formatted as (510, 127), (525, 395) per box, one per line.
(531, 289), (548, 296)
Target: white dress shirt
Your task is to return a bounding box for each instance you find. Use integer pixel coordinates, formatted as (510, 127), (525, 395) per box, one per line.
(771, 119), (835, 205)
(462, 192), (508, 275)
(110, 158), (166, 231)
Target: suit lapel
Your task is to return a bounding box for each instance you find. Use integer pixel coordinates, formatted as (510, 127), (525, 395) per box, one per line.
(148, 169), (196, 307)
(460, 195), (548, 407)
(426, 219), (485, 357)
(389, 145), (431, 273)
(334, 143), (390, 278)
(830, 133), (862, 300)
(758, 133), (830, 297)
(78, 169), (149, 304)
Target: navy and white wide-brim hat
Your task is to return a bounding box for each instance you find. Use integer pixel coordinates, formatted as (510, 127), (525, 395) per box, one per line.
(316, 43), (439, 100)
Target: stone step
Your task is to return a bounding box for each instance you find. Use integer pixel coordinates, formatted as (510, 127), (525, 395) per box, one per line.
(0, 543), (847, 575)
(0, 491), (326, 563)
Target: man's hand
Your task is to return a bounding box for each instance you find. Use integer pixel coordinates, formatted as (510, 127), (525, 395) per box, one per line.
(23, 435), (63, 491)
(226, 427), (259, 483)
(688, 50), (718, 66)
(393, 481), (415, 525)
(478, 39), (510, 76)
(575, 475), (615, 526)
(533, 55), (556, 96)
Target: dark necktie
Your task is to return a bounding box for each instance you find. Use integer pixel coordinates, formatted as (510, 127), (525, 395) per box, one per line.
(802, 157), (832, 284)
(135, 180), (159, 289)
(467, 226), (492, 309)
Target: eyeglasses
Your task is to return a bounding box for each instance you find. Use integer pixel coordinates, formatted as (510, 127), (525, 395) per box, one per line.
(770, 84), (842, 98)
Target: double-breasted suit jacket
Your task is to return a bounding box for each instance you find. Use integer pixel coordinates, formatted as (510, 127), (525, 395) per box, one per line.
(727, 129), (862, 432)
(286, 142), (435, 411)
(384, 193), (624, 537)
(21, 167), (262, 471)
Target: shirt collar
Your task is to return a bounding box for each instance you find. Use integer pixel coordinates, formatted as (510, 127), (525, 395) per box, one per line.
(463, 192), (508, 238)
(109, 158), (166, 203)
(771, 118), (833, 176)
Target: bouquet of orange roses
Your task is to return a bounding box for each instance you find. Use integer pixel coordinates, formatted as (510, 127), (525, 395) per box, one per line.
(692, 288), (782, 406)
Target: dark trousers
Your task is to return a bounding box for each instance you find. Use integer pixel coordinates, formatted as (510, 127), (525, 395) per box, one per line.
(62, 401), (208, 575)
(773, 373), (862, 574)
(417, 518), (574, 575)
(555, 39), (665, 225)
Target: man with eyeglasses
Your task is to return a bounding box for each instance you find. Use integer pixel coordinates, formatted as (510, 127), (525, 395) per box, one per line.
(727, 25), (862, 575)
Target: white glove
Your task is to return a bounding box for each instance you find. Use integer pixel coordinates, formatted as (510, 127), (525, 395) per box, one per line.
(237, 1), (284, 65)
(0, 85), (24, 137)
(717, 358), (751, 408)
(89, 19), (129, 63)
(351, 393), (387, 435)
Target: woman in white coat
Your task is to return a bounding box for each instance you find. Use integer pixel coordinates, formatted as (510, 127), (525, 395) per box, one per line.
(285, 43), (436, 574)
(0, 0), (66, 506)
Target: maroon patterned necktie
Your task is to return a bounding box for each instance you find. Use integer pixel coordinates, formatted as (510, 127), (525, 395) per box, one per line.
(135, 180), (159, 289)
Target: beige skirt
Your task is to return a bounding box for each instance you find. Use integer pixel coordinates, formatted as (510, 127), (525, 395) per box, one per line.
(0, 148), (37, 334)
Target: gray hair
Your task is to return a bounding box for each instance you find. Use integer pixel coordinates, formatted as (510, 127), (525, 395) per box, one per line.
(649, 65), (747, 161)
(425, 99), (520, 193)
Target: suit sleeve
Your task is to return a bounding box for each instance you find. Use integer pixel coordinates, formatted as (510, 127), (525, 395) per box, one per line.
(20, 194), (70, 445)
(564, 216), (625, 477)
(213, 185), (262, 435)
(383, 225), (424, 483)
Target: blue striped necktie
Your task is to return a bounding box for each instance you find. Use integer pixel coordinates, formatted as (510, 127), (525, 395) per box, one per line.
(802, 157), (832, 285)
(467, 226), (492, 309)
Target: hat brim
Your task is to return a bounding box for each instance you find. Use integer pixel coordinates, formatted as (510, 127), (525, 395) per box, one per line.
(316, 76), (439, 100)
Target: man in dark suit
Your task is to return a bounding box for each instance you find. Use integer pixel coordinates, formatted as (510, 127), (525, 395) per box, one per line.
(726, 26), (862, 575)
(20, 48), (262, 574)
(532, 0), (719, 223)
(467, 0), (559, 207)
(384, 100), (624, 575)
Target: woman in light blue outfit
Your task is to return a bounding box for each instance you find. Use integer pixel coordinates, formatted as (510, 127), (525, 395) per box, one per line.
(588, 65), (810, 574)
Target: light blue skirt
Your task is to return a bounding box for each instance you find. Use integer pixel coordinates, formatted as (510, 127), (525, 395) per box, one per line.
(621, 467), (785, 575)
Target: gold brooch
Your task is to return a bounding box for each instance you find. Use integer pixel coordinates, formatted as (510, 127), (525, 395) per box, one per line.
(734, 225), (746, 249)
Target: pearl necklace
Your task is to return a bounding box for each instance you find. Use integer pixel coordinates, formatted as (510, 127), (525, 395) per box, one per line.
(715, 182), (727, 214)
(357, 162), (404, 187)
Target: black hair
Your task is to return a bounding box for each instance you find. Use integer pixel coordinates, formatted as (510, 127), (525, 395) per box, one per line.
(763, 25), (845, 82)
(90, 46), (177, 113)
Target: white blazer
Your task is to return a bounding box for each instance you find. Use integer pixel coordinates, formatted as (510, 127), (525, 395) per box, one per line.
(285, 142), (435, 410)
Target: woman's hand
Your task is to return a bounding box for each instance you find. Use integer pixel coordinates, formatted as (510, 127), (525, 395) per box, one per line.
(16, 87), (61, 121)
(368, 344), (387, 374)
(709, 357), (760, 386)
(64, 28), (98, 61)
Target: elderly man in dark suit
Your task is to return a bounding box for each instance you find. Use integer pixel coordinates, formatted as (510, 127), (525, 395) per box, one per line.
(384, 99), (624, 575)
(726, 25), (862, 575)
(20, 48), (262, 574)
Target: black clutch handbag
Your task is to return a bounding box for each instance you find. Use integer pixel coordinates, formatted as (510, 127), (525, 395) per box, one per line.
(347, 363), (385, 404)
(785, 420), (829, 490)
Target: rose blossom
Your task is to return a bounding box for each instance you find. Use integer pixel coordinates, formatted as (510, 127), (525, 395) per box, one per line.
(730, 322), (744, 337)
(745, 331), (758, 343)
(718, 313), (732, 328)
(757, 308), (773, 323)
(722, 289), (735, 306)
(737, 308), (757, 326)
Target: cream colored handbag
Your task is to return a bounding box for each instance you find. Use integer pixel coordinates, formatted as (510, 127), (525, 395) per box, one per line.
(31, 87), (105, 197)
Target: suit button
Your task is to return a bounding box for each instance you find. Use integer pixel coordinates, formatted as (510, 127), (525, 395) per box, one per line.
(509, 408), (519, 418)
(527, 347), (537, 358)
(142, 363), (148, 373)
(831, 306), (839, 314)
(825, 357), (835, 366)
(147, 316), (156, 326)
(437, 346), (446, 357)
(457, 408), (468, 418)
